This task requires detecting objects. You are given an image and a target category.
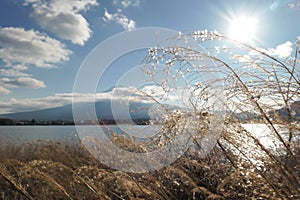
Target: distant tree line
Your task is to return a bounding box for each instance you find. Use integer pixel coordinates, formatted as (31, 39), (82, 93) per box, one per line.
(0, 118), (75, 126)
(0, 118), (15, 125)
(0, 118), (152, 126)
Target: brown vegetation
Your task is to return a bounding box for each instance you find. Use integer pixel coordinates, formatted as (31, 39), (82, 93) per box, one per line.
(0, 132), (299, 199)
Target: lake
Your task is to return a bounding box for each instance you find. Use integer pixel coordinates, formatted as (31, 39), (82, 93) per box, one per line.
(0, 125), (163, 144)
(0, 124), (299, 148)
(241, 124), (300, 149)
(0, 126), (79, 143)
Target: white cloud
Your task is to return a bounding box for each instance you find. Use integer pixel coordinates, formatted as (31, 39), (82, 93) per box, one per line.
(103, 10), (136, 31)
(0, 77), (45, 89)
(0, 84), (227, 114)
(288, 2), (300, 9)
(0, 69), (31, 77)
(0, 27), (72, 68)
(272, 41), (293, 58)
(113, 0), (141, 8)
(0, 81), (224, 114)
(12, 65), (28, 71)
(0, 85), (182, 113)
(248, 41), (293, 59)
(0, 86), (11, 94)
(0, 27), (72, 94)
(24, 0), (98, 45)
(0, 97), (58, 113)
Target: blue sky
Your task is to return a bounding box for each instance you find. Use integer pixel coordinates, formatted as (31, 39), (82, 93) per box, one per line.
(0, 0), (299, 114)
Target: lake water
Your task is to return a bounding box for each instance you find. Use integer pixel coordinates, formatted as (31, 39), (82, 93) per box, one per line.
(0, 124), (299, 148)
(0, 126), (79, 143)
(241, 124), (300, 149)
(0, 125), (162, 144)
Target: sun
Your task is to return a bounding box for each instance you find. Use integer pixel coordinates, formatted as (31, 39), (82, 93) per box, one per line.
(229, 17), (259, 42)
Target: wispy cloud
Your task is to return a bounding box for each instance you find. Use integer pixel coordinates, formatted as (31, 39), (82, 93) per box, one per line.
(0, 85), (182, 113)
(11, 65), (28, 71)
(0, 69), (31, 77)
(112, 0), (141, 8)
(0, 84), (242, 115)
(0, 77), (45, 89)
(24, 0), (99, 45)
(103, 9), (136, 31)
(0, 85), (11, 95)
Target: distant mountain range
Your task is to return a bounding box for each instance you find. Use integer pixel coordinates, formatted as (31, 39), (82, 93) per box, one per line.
(0, 100), (160, 124)
(269, 100), (300, 121)
(0, 100), (299, 125)
(235, 101), (300, 122)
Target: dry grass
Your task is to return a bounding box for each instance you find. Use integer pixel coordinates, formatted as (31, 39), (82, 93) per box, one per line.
(0, 132), (299, 199)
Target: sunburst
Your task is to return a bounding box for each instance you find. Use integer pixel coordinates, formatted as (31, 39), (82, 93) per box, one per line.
(229, 17), (259, 42)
